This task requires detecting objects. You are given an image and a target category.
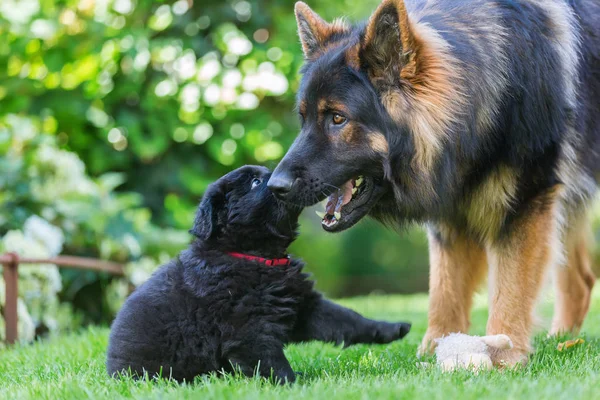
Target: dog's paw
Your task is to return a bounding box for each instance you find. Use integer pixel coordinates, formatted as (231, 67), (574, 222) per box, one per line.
(271, 371), (296, 385)
(376, 321), (411, 343)
(488, 347), (528, 369)
(418, 330), (441, 357)
(395, 322), (411, 339)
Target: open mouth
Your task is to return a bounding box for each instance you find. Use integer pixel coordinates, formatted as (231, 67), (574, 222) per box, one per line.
(315, 176), (384, 232)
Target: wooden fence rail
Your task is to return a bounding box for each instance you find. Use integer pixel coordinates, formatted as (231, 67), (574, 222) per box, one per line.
(0, 253), (123, 345)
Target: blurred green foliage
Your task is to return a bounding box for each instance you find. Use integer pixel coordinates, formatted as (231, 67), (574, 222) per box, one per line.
(1, 0), (600, 341)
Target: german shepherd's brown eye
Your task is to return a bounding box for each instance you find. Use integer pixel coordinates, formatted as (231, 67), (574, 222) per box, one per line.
(332, 113), (347, 125)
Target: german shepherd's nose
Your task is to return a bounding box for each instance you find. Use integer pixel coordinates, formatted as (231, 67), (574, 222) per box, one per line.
(268, 171), (294, 198)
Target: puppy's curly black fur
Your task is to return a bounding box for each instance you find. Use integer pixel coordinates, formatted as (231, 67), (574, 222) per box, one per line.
(106, 165), (411, 383)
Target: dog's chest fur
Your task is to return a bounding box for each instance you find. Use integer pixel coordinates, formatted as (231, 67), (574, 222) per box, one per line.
(181, 253), (316, 329)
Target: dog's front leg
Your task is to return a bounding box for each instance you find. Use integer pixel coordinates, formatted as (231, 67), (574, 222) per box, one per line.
(225, 345), (295, 384)
(418, 225), (488, 356)
(291, 298), (410, 346)
(486, 187), (563, 367)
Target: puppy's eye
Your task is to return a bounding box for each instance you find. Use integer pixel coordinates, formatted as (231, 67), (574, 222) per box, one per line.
(251, 178), (262, 189)
(332, 113), (347, 126)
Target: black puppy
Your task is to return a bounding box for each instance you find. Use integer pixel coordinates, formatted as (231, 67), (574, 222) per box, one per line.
(106, 165), (410, 383)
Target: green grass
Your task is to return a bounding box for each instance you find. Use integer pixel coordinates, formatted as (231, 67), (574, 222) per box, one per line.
(3, 291), (600, 400)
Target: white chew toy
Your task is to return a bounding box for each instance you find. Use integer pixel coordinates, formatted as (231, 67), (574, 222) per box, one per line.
(434, 333), (513, 372)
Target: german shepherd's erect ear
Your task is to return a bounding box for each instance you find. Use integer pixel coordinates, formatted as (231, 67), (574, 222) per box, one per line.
(294, 2), (348, 58)
(361, 0), (418, 89)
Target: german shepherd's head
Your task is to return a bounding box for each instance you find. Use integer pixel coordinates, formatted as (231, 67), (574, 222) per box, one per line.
(268, 0), (464, 232)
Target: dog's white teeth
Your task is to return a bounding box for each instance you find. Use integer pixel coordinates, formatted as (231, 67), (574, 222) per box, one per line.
(352, 187), (357, 195)
(355, 176), (364, 187)
(321, 216), (338, 228)
(334, 211), (341, 220)
(315, 211), (326, 219)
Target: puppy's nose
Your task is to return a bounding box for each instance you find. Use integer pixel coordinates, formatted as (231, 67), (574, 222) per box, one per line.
(268, 172), (294, 198)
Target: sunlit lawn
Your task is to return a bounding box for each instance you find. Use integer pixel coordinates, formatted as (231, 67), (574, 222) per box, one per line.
(2, 290), (600, 400)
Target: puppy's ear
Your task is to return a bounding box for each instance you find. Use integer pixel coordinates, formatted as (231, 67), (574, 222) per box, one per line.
(190, 181), (227, 241)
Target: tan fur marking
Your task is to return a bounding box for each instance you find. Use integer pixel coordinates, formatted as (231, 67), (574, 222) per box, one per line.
(424, 5), (508, 135)
(368, 132), (389, 154)
(419, 225), (488, 355)
(365, 0), (415, 56)
(325, 101), (350, 116)
(295, 2), (349, 59)
(316, 99), (355, 143)
(317, 98), (327, 113)
(339, 123), (357, 144)
(465, 165), (519, 242)
(364, 1), (511, 178)
(295, 2), (329, 55)
(299, 100), (307, 117)
(486, 186), (564, 366)
(316, 98), (327, 125)
(380, 21), (466, 177)
(345, 43), (361, 70)
(550, 212), (596, 334)
(317, 99), (350, 118)
(330, 17), (350, 34)
(318, 30), (352, 59)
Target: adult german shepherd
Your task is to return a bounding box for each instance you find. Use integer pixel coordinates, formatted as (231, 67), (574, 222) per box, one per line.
(268, 0), (600, 366)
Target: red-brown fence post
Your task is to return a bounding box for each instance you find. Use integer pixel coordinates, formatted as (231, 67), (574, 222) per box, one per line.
(1, 253), (123, 345)
(3, 252), (19, 345)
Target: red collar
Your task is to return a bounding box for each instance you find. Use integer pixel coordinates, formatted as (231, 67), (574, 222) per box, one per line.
(228, 252), (291, 267)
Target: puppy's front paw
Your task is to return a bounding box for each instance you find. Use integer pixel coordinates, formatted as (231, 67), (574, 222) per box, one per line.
(271, 370), (296, 385)
(376, 321), (411, 343)
(397, 322), (412, 339)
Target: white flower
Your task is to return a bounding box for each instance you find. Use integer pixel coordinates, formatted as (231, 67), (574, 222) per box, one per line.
(2, 230), (50, 258)
(126, 257), (159, 287)
(5, 114), (37, 142)
(1, 224), (64, 335)
(122, 234), (141, 258)
(0, 0), (40, 26)
(17, 299), (36, 342)
(227, 36), (252, 56)
(24, 215), (64, 256)
(28, 144), (98, 202)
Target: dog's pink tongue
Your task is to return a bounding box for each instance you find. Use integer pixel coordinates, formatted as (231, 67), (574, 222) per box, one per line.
(326, 180), (354, 215)
(326, 192), (339, 215)
(341, 180), (353, 206)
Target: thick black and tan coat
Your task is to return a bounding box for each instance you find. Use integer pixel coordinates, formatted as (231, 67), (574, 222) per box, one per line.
(268, 0), (600, 366)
